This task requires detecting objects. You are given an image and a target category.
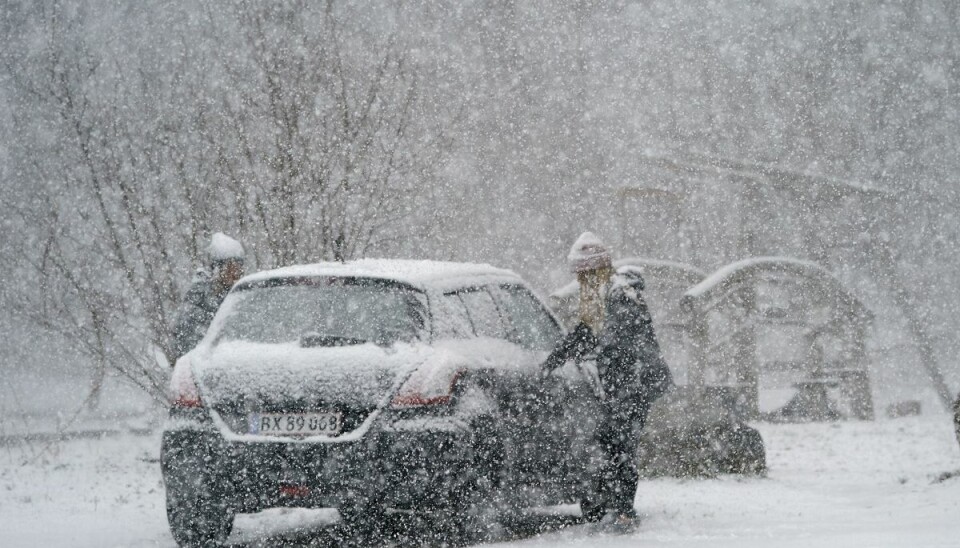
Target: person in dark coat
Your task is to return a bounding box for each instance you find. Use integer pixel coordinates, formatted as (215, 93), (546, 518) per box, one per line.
(543, 231), (672, 525)
(170, 233), (246, 361)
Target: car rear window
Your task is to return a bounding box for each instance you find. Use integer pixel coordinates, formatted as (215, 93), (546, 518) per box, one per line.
(215, 277), (425, 345)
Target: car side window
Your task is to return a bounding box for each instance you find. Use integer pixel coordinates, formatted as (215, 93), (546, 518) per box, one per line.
(458, 288), (507, 339)
(440, 293), (475, 338)
(497, 285), (563, 351)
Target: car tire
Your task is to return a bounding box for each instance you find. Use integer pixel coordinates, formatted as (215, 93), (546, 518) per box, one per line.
(419, 450), (485, 542)
(580, 497), (606, 523)
(339, 499), (387, 543)
(161, 435), (234, 548)
(472, 417), (505, 490)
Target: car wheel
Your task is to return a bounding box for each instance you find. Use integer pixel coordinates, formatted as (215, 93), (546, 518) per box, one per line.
(419, 451), (485, 542)
(472, 417), (505, 490)
(161, 435), (234, 547)
(580, 497), (606, 523)
(339, 499), (387, 542)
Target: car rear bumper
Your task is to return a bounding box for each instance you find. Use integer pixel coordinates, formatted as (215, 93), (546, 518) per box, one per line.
(161, 425), (475, 514)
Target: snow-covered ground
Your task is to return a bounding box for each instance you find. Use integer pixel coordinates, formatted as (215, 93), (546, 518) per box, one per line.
(1, 413), (958, 548)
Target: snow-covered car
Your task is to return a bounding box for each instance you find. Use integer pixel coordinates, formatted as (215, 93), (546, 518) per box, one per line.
(161, 259), (607, 546)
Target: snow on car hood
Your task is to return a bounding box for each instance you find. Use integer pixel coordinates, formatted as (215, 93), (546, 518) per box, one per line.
(193, 340), (433, 408)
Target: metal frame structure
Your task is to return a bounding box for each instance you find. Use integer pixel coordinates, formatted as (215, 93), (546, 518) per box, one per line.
(681, 257), (874, 420)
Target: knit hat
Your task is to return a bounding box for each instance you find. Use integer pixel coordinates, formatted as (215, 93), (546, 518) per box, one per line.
(207, 232), (245, 265)
(567, 231), (612, 273)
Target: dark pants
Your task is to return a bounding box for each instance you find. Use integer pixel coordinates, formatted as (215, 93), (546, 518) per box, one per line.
(590, 354), (670, 516)
(590, 398), (650, 515)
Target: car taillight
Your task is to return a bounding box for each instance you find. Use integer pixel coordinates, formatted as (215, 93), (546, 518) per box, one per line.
(391, 368), (464, 409)
(169, 361), (202, 408)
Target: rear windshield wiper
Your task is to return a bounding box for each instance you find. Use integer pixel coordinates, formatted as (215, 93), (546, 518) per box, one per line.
(299, 332), (367, 348)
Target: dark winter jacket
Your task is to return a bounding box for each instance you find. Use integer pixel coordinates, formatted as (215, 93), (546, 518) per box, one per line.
(543, 273), (672, 420)
(170, 270), (227, 361)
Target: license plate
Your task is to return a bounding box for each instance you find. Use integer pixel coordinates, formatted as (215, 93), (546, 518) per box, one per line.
(248, 412), (342, 436)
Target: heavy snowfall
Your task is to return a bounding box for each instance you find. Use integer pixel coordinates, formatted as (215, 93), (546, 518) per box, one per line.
(2, 1), (960, 547)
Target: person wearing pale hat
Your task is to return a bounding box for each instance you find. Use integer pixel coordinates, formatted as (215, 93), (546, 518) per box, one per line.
(169, 233), (246, 361)
(543, 231), (672, 527)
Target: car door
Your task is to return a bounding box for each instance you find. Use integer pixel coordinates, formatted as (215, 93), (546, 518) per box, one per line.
(492, 284), (605, 492)
(445, 286), (558, 487)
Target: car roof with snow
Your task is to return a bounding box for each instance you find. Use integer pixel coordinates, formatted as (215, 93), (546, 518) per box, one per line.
(236, 258), (525, 292)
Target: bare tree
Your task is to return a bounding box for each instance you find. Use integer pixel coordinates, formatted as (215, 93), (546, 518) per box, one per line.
(1, 0), (456, 404)
(204, 1), (454, 266)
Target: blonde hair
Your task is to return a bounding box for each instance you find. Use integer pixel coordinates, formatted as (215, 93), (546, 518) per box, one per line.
(576, 265), (614, 287)
(577, 266), (613, 333)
